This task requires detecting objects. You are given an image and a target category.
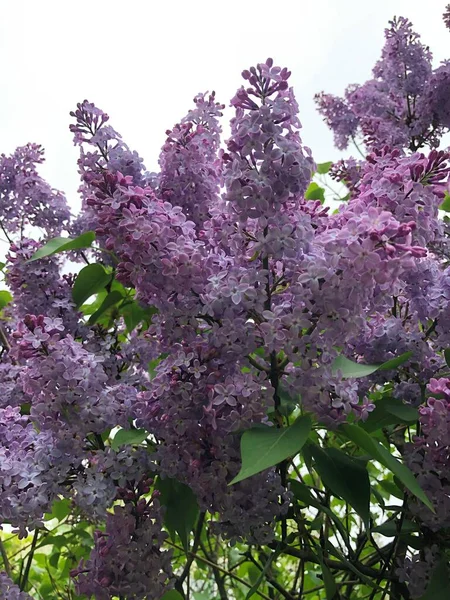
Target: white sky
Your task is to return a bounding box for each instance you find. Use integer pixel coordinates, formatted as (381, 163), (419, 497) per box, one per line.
(1, 0), (449, 214)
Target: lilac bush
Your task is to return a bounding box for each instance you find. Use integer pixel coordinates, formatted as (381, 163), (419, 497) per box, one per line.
(1, 9), (450, 600)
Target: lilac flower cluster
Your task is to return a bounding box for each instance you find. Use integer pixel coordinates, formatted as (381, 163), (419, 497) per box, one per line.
(6, 239), (80, 333)
(69, 99), (150, 249)
(444, 4), (450, 30)
(316, 17), (450, 152)
(0, 405), (61, 536)
(329, 157), (363, 196)
(0, 313), (143, 533)
(134, 345), (288, 543)
(158, 92), (224, 229)
(0, 573), (33, 599)
(70, 101), (148, 185)
(72, 482), (173, 600)
(396, 545), (440, 599)
(12, 315), (133, 439)
(406, 378), (450, 530)
(223, 58), (315, 220)
(0, 144), (70, 237)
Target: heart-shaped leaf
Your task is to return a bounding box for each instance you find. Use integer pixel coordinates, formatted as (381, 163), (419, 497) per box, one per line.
(230, 415), (312, 485)
(310, 445), (370, 526)
(72, 263), (112, 308)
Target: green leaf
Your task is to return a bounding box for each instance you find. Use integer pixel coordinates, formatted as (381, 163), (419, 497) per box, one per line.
(317, 161), (333, 174)
(362, 396), (418, 433)
(439, 193), (450, 212)
(161, 592), (184, 600)
(37, 535), (69, 550)
(372, 518), (419, 537)
(28, 231), (96, 262)
(119, 300), (158, 332)
(111, 428), (148, 451)
(305, 182), (325, 203)
(313, 546), (338, 599)
(272, 384), (298, 418)
(310, 445), (370, 526)
(79, 289), (108, 316)
(88, 290), (124, 325)
(230, 415), (312, 485)
(320, 562), (338, 599)
(332, 355), (379, 378)
(383, 401), (418, 422)
(379, 479), (404, 500)
(156, 477), (199, 552)
(72, 264), (112, 308)
(290, 479), (316, 506)
(49, 551), (60, 569)
(444, 348), (450, 368)
(341, 424), (433, 510)
(45, 498), (71, 522)
(332, 351), (412, 379)
(0, 290), (12, 310)
(38, 583), (54, 597)
(378, 351), (414, 371)
(246, 544), (282, 599)
(420, 559), (450, 600)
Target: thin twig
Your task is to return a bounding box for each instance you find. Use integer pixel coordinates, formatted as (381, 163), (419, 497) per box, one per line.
(177, 512), (206, 588)
(20, 529), (39, 591)
(0, 537), (12, 578)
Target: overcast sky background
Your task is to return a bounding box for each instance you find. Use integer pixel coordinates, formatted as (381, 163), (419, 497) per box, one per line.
(1, 0), (449, 214)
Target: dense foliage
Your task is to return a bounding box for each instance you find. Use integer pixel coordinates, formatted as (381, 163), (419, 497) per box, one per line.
(2, 7), (450, 600)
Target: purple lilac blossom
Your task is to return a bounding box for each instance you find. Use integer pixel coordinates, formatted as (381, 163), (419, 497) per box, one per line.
(0, 144), (70, 236)
(1, 42), (450, 593)
(158, 92), (224, 230)
(405, 377), (450, 531)
(0, 572), (33, 599)
(72, 483), (173, 600)
(315, 18), (447, 152)
(396, 546), (440, 599)
(444, 4), (450, 30)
